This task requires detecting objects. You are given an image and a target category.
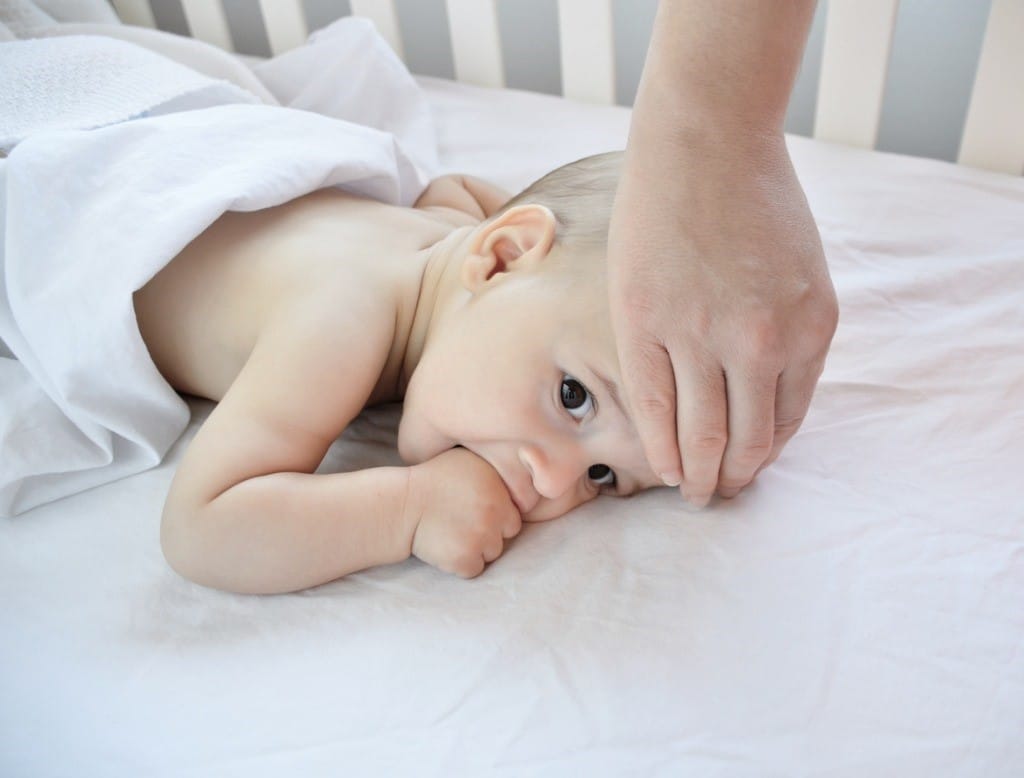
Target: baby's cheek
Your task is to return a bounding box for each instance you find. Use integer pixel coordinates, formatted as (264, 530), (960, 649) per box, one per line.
(396, 407), (451, 465)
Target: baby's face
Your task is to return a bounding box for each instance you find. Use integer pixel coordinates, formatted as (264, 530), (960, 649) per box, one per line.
(399, 263), (662, 522)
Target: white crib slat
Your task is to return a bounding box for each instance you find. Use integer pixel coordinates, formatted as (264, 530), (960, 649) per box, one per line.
(557, 0), (615, 104)
(957, 0), (1024, 175)
(814, 0), (899, 149)
(180, 0), (234, 52)
(445, 0), (504, 89)
(350, 0), (405, 61)
(109, 0), (155, 28)
(257, 0), (309, 55)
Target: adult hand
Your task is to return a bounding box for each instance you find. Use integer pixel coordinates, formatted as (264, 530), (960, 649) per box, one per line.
(607, 129), (838, 507)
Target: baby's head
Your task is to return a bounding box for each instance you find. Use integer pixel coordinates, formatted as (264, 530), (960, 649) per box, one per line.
(400, 151), (663, 521)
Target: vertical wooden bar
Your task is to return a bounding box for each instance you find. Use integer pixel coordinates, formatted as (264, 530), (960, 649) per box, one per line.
(445, 0), (505, 88)
(350, 0), (405, 61)
(257, 0), (309, 55)
(957, 0), (1024, 175)
(814, 0), (900, 149)
(180, 0), (234, 51)
(557, 0), (615, 104)
(109, 0), (156, 28)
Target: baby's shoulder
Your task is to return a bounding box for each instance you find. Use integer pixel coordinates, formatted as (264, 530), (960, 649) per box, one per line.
(412, 174), (513, 225)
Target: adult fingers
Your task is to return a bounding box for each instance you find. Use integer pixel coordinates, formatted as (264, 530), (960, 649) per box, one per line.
(764, 358), (822, 468)
(677, 357), (728, 508)
(717, 368), (778, 498)
(616, 333), (684, 486)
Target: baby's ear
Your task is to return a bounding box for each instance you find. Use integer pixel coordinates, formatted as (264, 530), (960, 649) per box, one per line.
(461, 204), (557, 292)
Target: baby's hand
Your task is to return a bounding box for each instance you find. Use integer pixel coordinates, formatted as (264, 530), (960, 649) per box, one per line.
(406, 447), (523, 578)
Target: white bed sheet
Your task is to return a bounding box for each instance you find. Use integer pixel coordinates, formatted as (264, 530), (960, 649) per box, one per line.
(2, 75), (1022, 777)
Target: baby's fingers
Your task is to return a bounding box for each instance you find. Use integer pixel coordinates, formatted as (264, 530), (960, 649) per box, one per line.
(483, 508), (522, 565)
(481, 533), (504, 564)
(454, 553), (486, 579)
(502, 510), (523, 539)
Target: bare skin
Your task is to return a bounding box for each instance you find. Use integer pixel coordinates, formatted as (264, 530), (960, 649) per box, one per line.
(136, 178), (508, 592)
(136, 189), (451, 408)
(609, 0), (839, 507)
(136, 176), (659, 594)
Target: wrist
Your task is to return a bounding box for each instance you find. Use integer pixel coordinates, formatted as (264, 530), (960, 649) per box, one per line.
(629, 87), (786, 165)
(630, 0), (817, 149)
(398, 464), (423, 558)
(620, 117), (792, 209)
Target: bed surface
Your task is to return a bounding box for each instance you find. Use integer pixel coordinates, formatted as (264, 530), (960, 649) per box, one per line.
(2, 75), (1023, 776)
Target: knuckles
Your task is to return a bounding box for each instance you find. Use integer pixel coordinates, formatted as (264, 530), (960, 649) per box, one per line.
(454, 557), (485, 579)
(774, 414), (805, 435)
(744, 320), (782, 359)
(632, 392), (676, 419)
(735, 437), (773, 465)
(684, 432), (728, 454)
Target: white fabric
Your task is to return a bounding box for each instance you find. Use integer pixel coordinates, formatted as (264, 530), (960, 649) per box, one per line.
(34, 22), (280, 103)
(2, 42), (1023, 778)
(251, 20), (439, 176)
(0, 0), (57, 37)
(0, 22), (438, 516)
(0, 0), (116, 35)
(0, 35), (260, 148)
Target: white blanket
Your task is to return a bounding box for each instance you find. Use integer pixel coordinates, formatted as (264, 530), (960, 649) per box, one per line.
(0, 20), (438, 516)
(0, 35), (260, 148)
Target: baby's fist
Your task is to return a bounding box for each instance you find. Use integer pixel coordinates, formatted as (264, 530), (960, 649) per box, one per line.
(406, 447), (522, 578)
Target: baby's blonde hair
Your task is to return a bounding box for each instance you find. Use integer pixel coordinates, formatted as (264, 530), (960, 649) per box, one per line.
(497, 150), (624, 251)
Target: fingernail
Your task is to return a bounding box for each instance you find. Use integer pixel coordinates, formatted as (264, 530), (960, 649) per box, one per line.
(719, 488), (739, 499)
(660, 471), (683, 487)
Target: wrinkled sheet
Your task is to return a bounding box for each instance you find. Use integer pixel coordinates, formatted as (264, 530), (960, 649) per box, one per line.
(1, 76), (1023, 777)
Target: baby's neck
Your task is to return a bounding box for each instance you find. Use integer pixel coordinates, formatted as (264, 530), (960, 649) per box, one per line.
(392, 225), (474, 399)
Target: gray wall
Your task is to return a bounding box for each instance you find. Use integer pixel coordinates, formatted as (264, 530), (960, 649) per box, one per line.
(146, 0), (994, 164)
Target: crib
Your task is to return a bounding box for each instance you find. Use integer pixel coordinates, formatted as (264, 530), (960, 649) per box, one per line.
(2, 1), (1023, 776)
(106, 0), (1024, 175)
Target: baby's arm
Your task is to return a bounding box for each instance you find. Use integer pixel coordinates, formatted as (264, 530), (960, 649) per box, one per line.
(160, 301), (522, 593)
(413, 174), (512, 220)
(160, 304), (417, 594)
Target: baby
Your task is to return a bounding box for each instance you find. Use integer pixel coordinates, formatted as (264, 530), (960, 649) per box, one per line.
(136, 150), (662, 594)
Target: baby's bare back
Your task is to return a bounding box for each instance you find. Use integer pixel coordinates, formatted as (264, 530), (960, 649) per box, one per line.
(133, 188), (452, 403)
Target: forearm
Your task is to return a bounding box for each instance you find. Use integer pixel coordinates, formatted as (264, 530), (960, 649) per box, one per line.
(633, 0), (817, 143)
(161, 466), (414, 595)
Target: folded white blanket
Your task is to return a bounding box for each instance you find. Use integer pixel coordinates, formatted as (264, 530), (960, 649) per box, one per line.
(0, 35), (260, 149)
(0, 0), (117, 37)
(0, 21), (439, 516)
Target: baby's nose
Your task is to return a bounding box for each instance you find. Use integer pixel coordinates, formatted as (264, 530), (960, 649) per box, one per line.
(518, 443), (587, 499)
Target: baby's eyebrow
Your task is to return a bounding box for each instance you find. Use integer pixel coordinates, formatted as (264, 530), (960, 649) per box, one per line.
(586, 362), (628, 424)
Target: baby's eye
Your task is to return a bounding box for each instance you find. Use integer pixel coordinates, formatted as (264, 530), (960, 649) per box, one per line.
(560, 376), (594, 419)
(588, 464), (617, 488)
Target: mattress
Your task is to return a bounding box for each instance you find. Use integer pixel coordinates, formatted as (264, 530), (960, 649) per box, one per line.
(1, 75), (1022, 776)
